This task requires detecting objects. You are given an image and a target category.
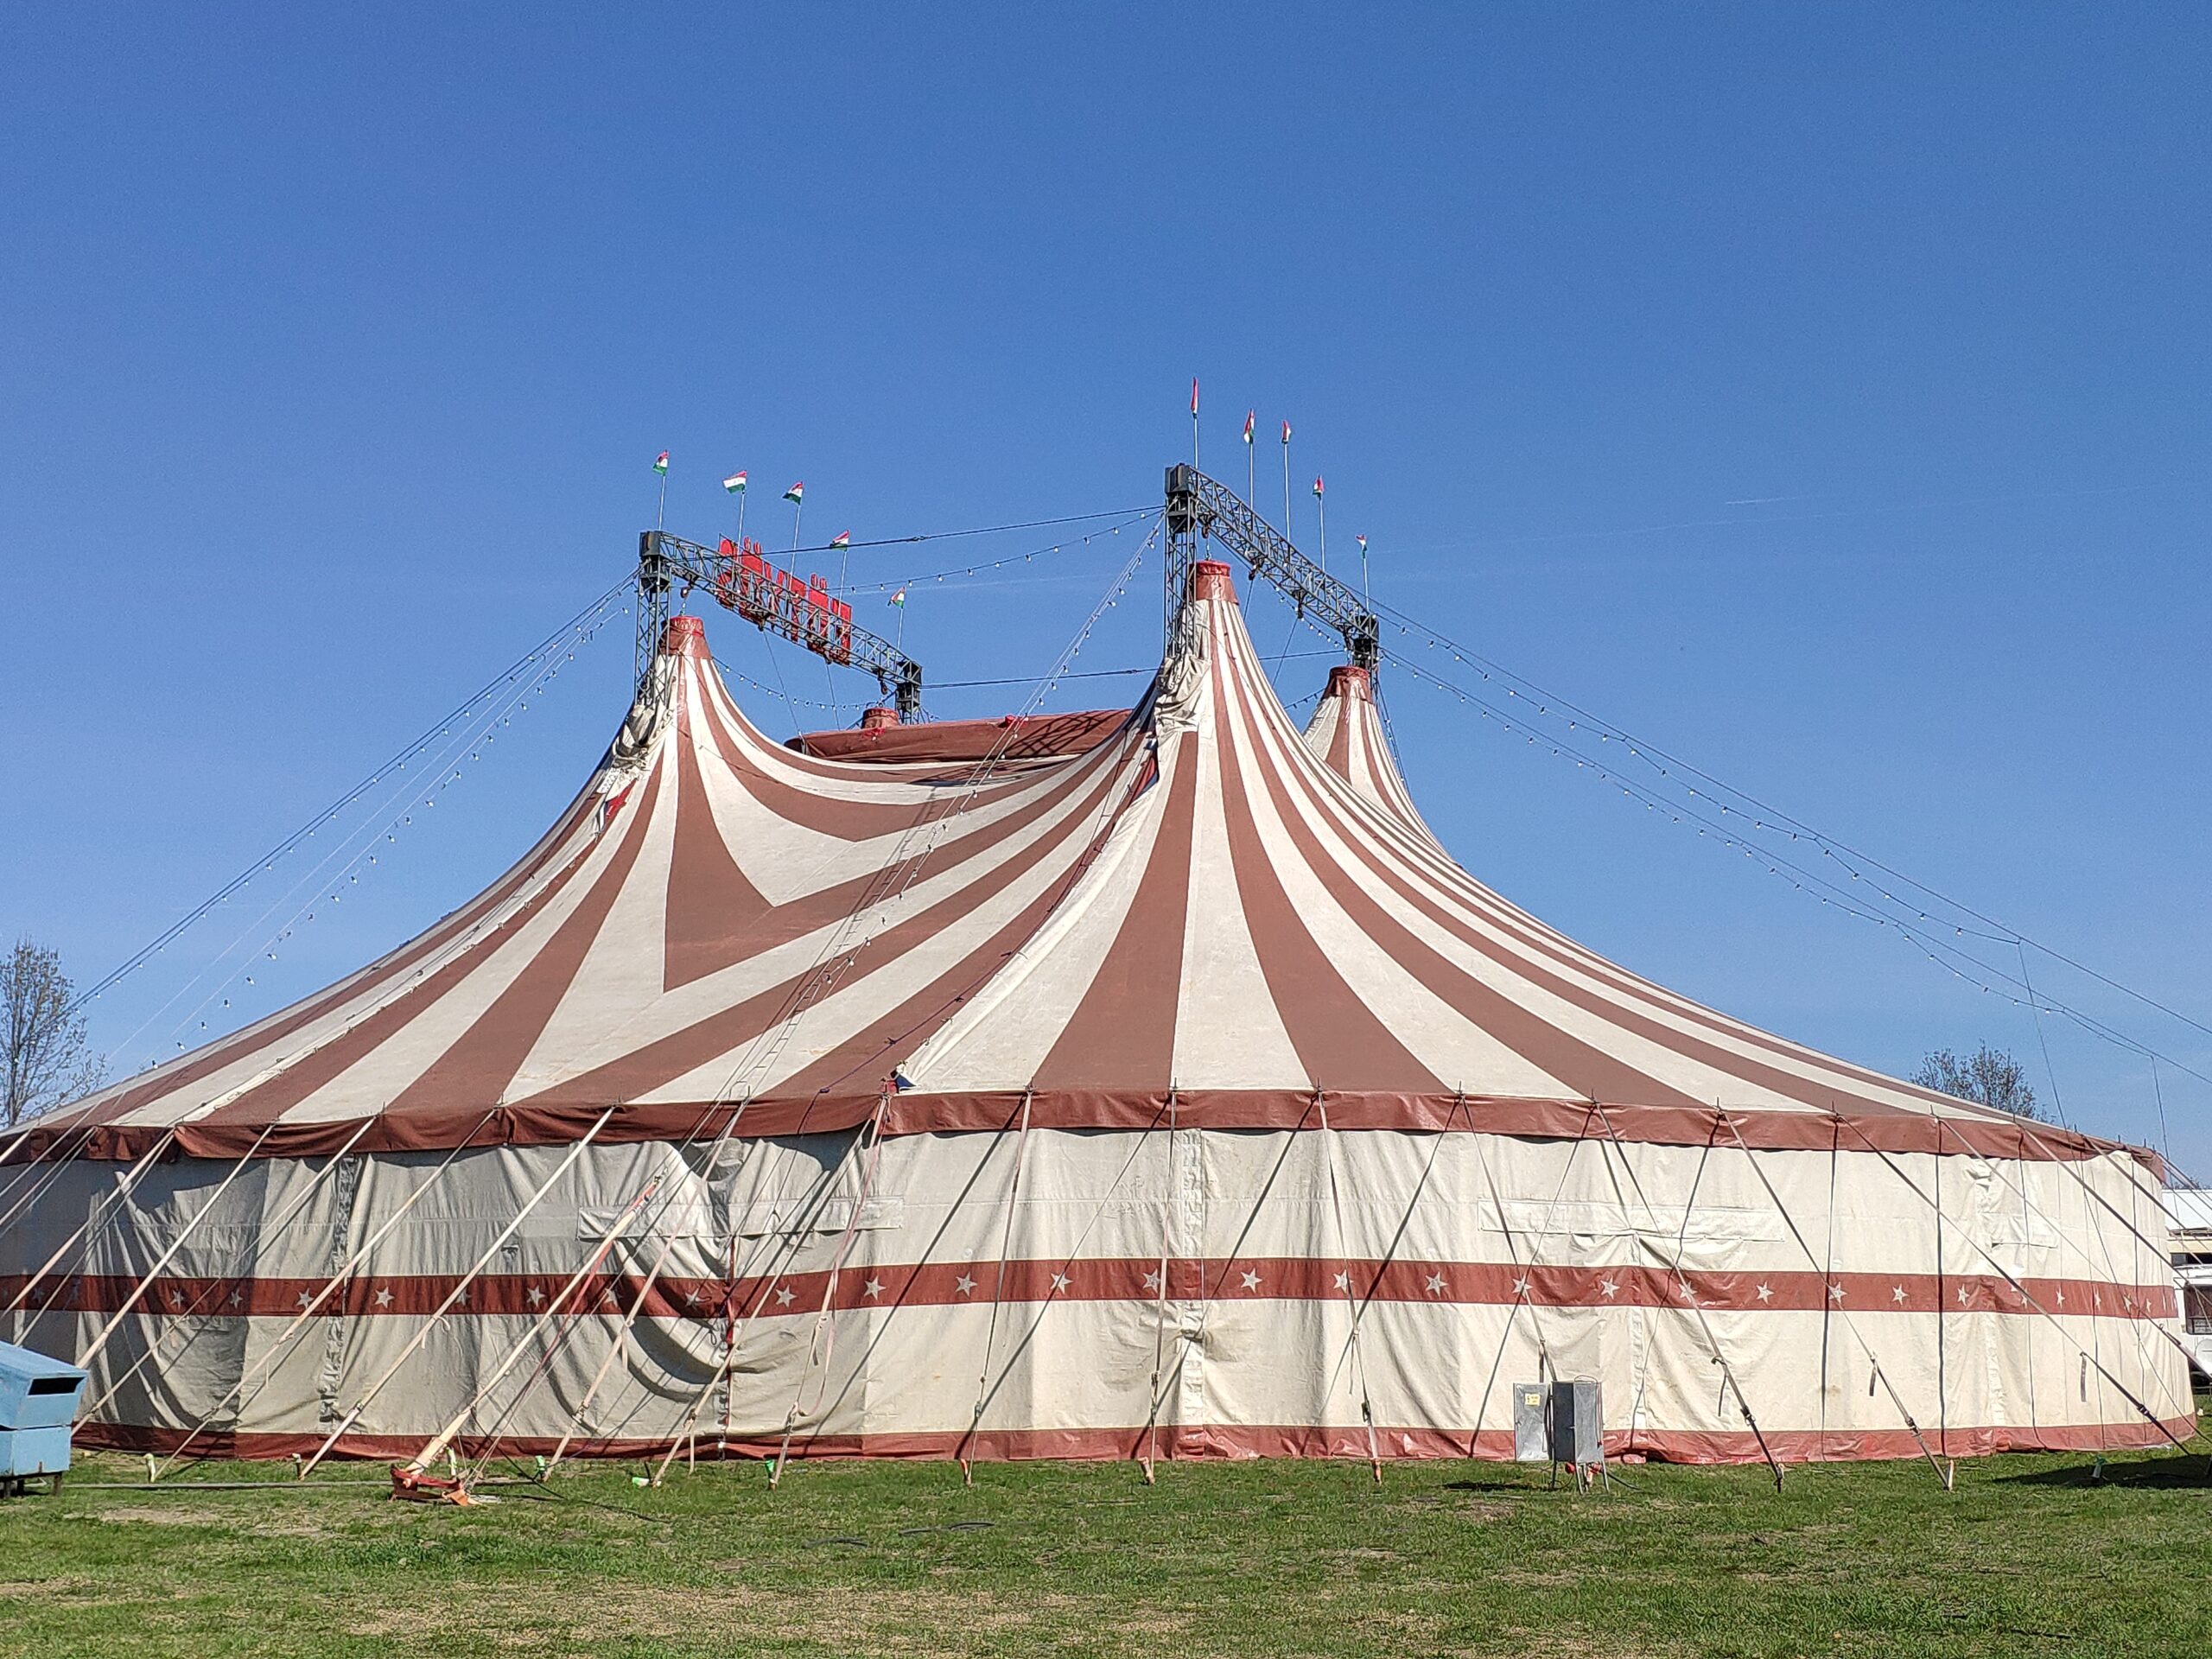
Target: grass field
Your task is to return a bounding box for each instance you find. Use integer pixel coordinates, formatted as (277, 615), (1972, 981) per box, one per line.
(5, 1427), (2209, 1658)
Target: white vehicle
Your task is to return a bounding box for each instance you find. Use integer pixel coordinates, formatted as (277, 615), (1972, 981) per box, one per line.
(2165, 1190), (2212, 1385)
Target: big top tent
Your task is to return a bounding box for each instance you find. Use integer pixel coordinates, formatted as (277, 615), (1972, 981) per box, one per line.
(1, 544), (2192, 1475)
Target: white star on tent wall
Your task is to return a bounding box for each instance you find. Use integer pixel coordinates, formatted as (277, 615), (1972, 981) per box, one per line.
(1332, 1271), (1351, 1293)
(1599, 1278), (1619, 1298)
(1050, 1272), (1071, 1295)
(228, 1289), (245, 1310)
(1754, 1283), (1773, 1303)
(862, 1278), (885, 1300)
(374, 1287), (393, 1309)
(1511, 1276), (1531, 1298)
(1239, 1269), (1262, 1291)
(1892, 1286), (1909, 1304)
(774, 1287), (796, 1307)
(1957, 1286), (1972, 1306)
(168, 1288), (184, 1307)
(682, 1287), (700, 1306)
(1828, 1283), (1847, 1302)
(525, 1287), (544, 1307)
(296, 1291), (315, 1310)
(1424, 1272), (1447, 1296)
(954, 1273), (977, 1295)
(1141, 1268), (1164, 1292)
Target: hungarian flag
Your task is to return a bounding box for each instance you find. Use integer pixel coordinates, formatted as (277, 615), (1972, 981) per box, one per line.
(653, 452), (669, 475)
(889, 588), (906, 607)
(1243, 411), (1255, 445)
(723, 470), (747, 493)
(1313, 476), (1325, 499)
(1281, 419), (1292, 445)
(784, 481), (804, 505)
(830, 531), (851, 550)
(1190, 378), (1200, 416)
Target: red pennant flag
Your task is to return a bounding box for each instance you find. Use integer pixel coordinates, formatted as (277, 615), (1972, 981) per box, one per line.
(1190, 378), (1200, 416)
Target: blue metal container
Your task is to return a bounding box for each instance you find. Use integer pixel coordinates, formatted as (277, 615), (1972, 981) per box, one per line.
(0, 1339), (86, 1493)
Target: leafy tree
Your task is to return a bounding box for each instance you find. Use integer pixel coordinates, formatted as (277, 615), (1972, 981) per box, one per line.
(1911, 1042), (2043, 1121)
(2, 938), (105, 1128)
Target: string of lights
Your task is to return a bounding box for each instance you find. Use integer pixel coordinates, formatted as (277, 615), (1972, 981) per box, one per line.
(108, 588), (627, 1070)
(831, 509), (1160, 596)
(1376, 645), (2212, 1112)
(75, 578), (632, 1021)
(1367, 592), (2211, 1051)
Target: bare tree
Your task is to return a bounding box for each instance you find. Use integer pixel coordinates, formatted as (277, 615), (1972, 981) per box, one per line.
(3, 939), (105, 1128)
(1912, 1042), (2043, 1121)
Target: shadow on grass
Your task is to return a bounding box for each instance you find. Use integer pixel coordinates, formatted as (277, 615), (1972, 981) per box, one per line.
(1993, 1454), (2212, 1491)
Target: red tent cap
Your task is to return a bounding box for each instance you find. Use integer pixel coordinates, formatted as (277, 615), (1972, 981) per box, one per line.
(860, 705), (901, 731)
(660, 615), (708, 658)
(1189, 560), (1237, 604)
(1325, 664), (1373, 702)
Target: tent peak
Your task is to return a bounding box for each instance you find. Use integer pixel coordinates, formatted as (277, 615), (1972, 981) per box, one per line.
(1324, 664), (1373, 703)
(659, 615), (708, 658)
(1190, 559), (1237, 605)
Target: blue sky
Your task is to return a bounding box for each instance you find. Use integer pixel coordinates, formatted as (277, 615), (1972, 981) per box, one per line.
(3, 8), (2206, 1165)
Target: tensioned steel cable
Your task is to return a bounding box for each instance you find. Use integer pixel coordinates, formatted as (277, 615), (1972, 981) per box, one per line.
(1364, 594), (2212, 1048)
(70, 579), (632, 1020)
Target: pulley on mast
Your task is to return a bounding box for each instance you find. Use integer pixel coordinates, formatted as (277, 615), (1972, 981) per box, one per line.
(633, 530), (924, 721)
(1163, 464), (1380, 671)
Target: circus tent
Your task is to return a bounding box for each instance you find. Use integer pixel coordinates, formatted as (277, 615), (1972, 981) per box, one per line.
(1, 560), (2192, 1471)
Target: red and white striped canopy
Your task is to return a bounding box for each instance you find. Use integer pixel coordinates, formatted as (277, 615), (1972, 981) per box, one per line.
(29, 565), (2128, 1166)
(1302, 663), (1436, 844)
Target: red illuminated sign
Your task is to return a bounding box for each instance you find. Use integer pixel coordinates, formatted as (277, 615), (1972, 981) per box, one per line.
(712, 537), (854, 665)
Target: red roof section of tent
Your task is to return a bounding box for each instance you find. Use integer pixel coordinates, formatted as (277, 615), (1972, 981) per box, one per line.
(791, 709), (1128, 766)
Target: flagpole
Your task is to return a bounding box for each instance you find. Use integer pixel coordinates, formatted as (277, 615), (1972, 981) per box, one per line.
(792, 497), (803, 551)
(1244, 413), (1255, 507)
(657, 464), (668, 531)
(1191, 378), (1200, 471)
(736, 486), (747, 544)
(1317, 485), (1327, 573)
(1281, 425), (1292, 538)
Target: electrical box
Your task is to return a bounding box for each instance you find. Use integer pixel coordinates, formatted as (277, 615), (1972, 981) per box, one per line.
(1549, 1378), (1604, 1470)
(0, 1339), (86, 1494)
(1511, 1378), (1605, 1474)
(1512, 1382), (1549, 1461)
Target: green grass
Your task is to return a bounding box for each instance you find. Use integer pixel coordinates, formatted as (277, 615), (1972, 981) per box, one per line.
(4, 1431), (2209, 1657)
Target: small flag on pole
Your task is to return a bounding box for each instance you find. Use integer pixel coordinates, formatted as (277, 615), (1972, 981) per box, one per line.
(1190, 378), (1200, 416)
(830, 531), (851, 550)
(653, 452), (670, 475)
(783, 481), (804, 505)
(1313, 476), (1325, 499)
(1281, 420), (1292, 445)
(889, 588), (906, 607)
(1356, 534), (1368, 556)
(1243, 411), (1255, 445)
(723, 470), (747, 493)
